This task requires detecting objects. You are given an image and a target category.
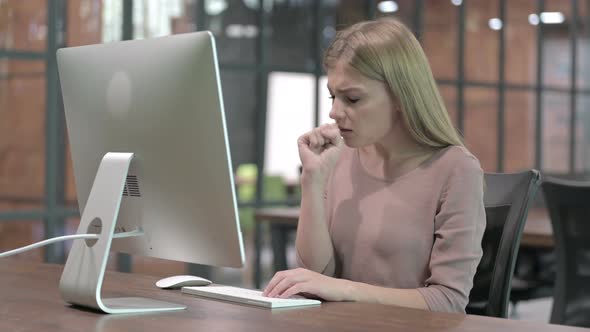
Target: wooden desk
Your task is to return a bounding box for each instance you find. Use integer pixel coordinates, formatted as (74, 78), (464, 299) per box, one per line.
(253, 207), (554, 287)
(1, 260), (586, 332)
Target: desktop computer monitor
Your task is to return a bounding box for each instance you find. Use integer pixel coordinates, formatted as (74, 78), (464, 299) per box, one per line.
(57, 31), (245, 314)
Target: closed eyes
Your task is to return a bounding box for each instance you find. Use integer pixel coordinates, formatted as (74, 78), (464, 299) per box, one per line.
(328, 95), (359, 104)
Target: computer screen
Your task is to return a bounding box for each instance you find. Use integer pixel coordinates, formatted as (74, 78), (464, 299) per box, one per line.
(57, 31), (244, 314)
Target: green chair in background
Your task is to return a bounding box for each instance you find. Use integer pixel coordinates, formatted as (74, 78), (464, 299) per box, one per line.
(236, 164), (258, 231)
(235, 164), (289, 231)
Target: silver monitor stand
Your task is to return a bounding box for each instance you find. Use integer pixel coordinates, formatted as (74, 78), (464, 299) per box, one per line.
(59, 152), (186, 314)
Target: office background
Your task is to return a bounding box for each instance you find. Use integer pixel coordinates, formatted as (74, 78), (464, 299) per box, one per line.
(0, 0), (588, 296)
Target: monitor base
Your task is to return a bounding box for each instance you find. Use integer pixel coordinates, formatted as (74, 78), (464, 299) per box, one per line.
(59, 152), (186, 314)
(102, 297), (186, 313)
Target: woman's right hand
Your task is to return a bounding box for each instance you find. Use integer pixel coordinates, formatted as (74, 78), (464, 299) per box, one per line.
(297, 123), (343, 184)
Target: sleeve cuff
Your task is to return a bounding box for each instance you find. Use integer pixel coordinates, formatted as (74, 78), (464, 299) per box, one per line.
(416, 285), (466, 313)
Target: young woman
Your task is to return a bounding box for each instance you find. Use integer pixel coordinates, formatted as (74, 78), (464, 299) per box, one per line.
(262, 18), (485, 314)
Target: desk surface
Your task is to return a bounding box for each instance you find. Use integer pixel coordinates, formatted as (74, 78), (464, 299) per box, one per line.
(255, 206), (554, 248)
(1, 260), (586, 332)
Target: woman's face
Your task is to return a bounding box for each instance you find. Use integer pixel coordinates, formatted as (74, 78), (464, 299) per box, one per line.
(327, 62), (400, 148)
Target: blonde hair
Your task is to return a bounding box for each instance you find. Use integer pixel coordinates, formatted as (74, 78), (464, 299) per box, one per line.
(323, 18), (463, 148)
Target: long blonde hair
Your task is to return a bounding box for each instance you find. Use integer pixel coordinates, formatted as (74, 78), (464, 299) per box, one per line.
(323, 18), (463, 148)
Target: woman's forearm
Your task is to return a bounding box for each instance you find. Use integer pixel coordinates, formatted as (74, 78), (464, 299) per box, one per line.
(345, 281), (429, 310)
(295, 173), (335, 274)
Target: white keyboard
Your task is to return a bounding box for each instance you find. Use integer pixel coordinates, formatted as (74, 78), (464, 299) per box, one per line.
(182, 285), (321, 309)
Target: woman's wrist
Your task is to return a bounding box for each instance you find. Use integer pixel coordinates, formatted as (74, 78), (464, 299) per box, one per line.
(339, 279), (362, 302)
(300, 170), (328, 189)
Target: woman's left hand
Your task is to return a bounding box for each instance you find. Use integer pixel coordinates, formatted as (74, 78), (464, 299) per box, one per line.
(262, 268), (353, 301)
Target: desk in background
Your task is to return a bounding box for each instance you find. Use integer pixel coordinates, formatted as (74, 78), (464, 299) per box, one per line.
(0, 260), (586, 332)
(253, 207), (554, 288)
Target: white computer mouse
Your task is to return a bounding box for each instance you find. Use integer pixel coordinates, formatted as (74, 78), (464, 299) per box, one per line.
(156, 275), (212, 289)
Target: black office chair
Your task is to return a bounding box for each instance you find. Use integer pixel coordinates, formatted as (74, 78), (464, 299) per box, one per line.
(509, 246), (555, 312)
(466, 170), (542, 318)
(542, 177), (590, 327)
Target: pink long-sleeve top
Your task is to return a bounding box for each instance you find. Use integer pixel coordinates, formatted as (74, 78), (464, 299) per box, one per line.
(318, 145), (485, 313)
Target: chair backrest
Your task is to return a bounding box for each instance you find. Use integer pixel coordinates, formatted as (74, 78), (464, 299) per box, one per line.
(467, 170), (541, 318)
(542, 177), (590, 327)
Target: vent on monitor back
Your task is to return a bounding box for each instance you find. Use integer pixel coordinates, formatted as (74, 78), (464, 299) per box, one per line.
(123, 175), (141, 197)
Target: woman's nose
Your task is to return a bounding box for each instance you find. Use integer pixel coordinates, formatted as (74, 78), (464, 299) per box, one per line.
(329, 100), (344, 120)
